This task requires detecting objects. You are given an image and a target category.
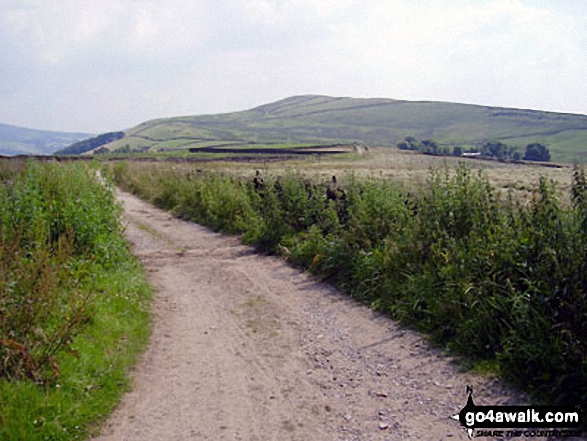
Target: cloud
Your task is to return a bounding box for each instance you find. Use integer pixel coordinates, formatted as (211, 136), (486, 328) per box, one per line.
(315, 0), (587, 109)
(0, 0), (586, 132)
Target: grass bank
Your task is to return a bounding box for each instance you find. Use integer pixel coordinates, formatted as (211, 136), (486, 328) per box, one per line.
(111, 161), (586, 410)
(0, 161), (151, 440)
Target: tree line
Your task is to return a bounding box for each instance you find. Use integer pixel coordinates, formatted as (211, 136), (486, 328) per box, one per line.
(55, 131), (125, 155)
(397, 137), (551, 162)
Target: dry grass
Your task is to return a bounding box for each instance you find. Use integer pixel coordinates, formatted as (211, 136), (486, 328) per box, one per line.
(124, 148), (576, 200)
(110, 158), (587, 407)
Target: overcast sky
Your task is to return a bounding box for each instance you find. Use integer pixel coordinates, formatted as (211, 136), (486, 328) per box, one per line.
(1, 0), (586, 133)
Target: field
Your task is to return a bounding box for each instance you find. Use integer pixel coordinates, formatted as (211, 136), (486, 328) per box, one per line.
(1, 148), (585, 438)
(0, 161), (151, 440)
(95, 95), (587, 163)
(101, 147), (576, 196)
(108, 147), (586, 410)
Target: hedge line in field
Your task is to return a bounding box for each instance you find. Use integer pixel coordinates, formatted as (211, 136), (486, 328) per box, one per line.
(113, 161), (587, 408)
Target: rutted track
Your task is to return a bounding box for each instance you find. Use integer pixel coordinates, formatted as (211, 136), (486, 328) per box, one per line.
(94, 190), (528, 441)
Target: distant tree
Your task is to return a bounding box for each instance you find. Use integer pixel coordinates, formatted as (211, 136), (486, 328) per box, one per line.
(113, 144), (132, 154)
(397, 137), (453, 157)
(504, 145), (519, 160)
(397, 137), (422, 151)
(480, 141), (521, 160)
(397, 140), (410, 150)
(55, 131), (125, 155)
(482, 141), (507, 159)
(524, 143), (550, 162)
(422, 139), (439, 155)
(405, 136), (418, 147)
(453, 146), (463, 156)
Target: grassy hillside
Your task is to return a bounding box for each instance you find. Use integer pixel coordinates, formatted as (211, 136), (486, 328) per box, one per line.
(0, 124), (92, 156)
(54, 132), (125, 155)
(101, 95), (587, 163)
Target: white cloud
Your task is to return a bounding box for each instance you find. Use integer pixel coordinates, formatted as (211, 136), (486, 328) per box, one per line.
(0, 0), (586, 132)
(3, 7), (31, 33)
(313, 0), (587, 110)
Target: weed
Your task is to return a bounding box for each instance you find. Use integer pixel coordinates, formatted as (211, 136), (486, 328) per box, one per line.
(111, 161), (587, 408)
(0, 160), (151, 440)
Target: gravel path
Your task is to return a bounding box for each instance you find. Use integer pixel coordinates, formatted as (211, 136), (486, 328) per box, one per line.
(94, 190), (526, 441)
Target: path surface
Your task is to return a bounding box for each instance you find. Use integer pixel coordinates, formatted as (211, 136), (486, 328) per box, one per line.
(95, 190), (524, 441)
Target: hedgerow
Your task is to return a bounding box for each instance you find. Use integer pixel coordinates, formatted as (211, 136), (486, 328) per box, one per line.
(112, 161), (586, 408)
(1, 161), (151, 440)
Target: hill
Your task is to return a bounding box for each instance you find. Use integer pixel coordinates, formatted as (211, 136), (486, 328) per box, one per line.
(55, 132), (125, 155)
(0, 123), (92, 156)
(99, 95), (587, 163)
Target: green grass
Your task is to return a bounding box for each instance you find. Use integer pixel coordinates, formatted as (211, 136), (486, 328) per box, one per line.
(111, 160), (587, 409)
(0, 160), (151, 440)
(0, 261), (151, 440)
(99, 95), (587, 163)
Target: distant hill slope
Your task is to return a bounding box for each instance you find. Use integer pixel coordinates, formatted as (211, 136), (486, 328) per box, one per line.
(55, 132), (125, 155)
(102, 95), (587, 163)
(0, 123), (92, 156)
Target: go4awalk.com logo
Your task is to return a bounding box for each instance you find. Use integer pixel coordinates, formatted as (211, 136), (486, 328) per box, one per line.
(451, 386), (584, 439)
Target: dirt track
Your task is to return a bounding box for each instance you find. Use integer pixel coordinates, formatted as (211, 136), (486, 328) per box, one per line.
(94, 190), (525, 441)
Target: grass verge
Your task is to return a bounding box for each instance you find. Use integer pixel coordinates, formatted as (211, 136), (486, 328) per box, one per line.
(0, 261), (151, 440)
(110, 160), (586, 411)
(0, 161), (151, 440)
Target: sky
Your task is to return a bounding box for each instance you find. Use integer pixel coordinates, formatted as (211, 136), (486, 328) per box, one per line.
(1, 0), (586, 134)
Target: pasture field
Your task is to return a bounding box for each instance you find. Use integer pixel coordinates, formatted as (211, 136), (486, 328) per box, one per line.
(96, 95), (587, 163)
(109, 149), (586, 409)
(104, 147), (576, 197)
(0, 161), (151, 440)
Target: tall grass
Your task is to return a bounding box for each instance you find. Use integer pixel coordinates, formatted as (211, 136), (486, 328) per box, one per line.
(0, 161), (151, 440)
(112, 161), (586, 408)
(1, 162), (122, 381)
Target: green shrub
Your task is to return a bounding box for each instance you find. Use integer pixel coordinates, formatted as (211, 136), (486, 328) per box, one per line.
(111, 161), (587, 407)
(0, 162), (125, 382)
(1, 160), (152, 440)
